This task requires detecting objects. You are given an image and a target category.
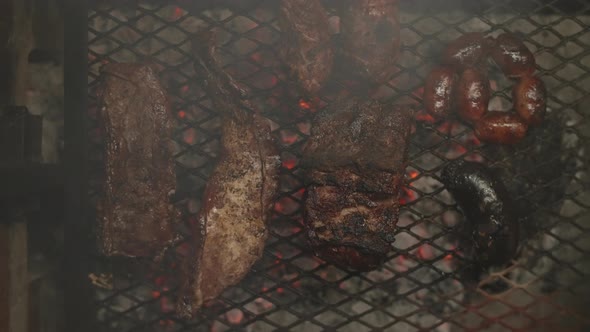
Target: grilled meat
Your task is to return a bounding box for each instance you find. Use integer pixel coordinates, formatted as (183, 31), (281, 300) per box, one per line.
(302, 99), (414, 271)
(474, 111), (528, 145)
(96, 63), (179, 258)
(176, 34), (280, 318)
(424, 66), (456, 119)
(491, 33), (536, 78)
(339, 0), (401, 84)
(455, 67), (490, 123)
(442, 33), (491, 69)
(441, 160), (519, 266)
(278, 0), (334, 95)
(513, 75), (546, 126)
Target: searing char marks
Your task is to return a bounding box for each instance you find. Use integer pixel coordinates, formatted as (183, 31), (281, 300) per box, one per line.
(302, 100), (414, 271)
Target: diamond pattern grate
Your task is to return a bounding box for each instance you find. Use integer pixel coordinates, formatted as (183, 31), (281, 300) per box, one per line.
(87, 1), (590, 331)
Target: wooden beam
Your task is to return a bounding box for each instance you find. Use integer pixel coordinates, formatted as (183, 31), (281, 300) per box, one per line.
(0, 220), (28, 332)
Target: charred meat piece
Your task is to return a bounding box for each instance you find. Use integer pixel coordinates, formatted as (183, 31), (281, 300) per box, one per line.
(455, 67), (490, 123)
(340, 0), (401, 84)
(442, 32), (491, 68)
(513, 75), (546, 126)
(474, 111), (528, 145)
(176, 34), (280, 318)
(302, 99), (414, 271)
(441, 160), (519, 267)
(96, 63), (179, 258)
(278, 0), (334, 95)
(491, 33), (536, 78)
(424, 66), (456, 119)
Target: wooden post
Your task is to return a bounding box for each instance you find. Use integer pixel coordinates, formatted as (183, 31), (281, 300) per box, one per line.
(0, 218), (28, 332)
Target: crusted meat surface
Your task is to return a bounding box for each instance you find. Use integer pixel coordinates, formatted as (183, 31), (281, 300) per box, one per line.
(97, 63), (179, 258)
(302, 100), (414, 271)
(340, 0), (401, 84)
(278, 0), (334, 95)
(176, 34), (280, 318)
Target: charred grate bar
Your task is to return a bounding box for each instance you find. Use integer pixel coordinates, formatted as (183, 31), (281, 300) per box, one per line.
(87, 1), (590, 331)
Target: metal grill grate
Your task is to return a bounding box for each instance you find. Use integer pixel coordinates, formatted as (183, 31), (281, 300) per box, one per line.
(87, 1), (590, 331)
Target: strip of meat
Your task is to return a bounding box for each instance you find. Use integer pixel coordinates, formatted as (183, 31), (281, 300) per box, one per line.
(441, 160), (519, 267)
(302, 99), (414, 271)
(278, 0), (334, 95)
(96, 63), (179, 258)
(340, 0), (401, 84)
(176, 34), (280, 318)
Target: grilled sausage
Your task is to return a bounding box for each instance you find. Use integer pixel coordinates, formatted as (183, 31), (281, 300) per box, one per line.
(491, 33), (536, 78)
(513, 75), (546, 126)
(278, 0), (334, 95)
(442, 32), (491, 68)
(474, 111), (528, 144)
(424, 66), (456, 119)
(339, 0), (401, 84)
(455, 67), (490, 123)
(441, 160), (519, 267)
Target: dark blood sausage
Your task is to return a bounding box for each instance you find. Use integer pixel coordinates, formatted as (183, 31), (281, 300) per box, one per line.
(340, 0), (401, 84)
(176, 34), (280, 318)
(278, 0), (334, 95)
(491, 33), (536, 78)
(474, 111), (528, 144)
(96, 63), (179, 258)
(441, 160), (519, 267)
(302, 99), (414, 271)
(442, 32), (491, 68)
(424, 66), (456, 119)
(513, 75), (546, 126)
(455, 67), (490, 123)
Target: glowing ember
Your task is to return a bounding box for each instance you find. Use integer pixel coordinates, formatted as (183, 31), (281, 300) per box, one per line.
(416, 110), (435, 123)
(172, 7), (183, 19)
(282, 158), (297, 170)
(409, 170), (419, 179)
(183, 129), (196, 144)
(178, 110), (186, 119)
(437, 121), (453, 134)
(274, 202), (284, 213)
(417, 244), (433, 261)
(281, 134), (298, 145)
(151, 291), (161, 298)
(299, 99), (311, 109)
(226, 309), (244, 325)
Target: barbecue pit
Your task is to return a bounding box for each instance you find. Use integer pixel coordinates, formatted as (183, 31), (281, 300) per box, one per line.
(85, 1), (590, 331)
